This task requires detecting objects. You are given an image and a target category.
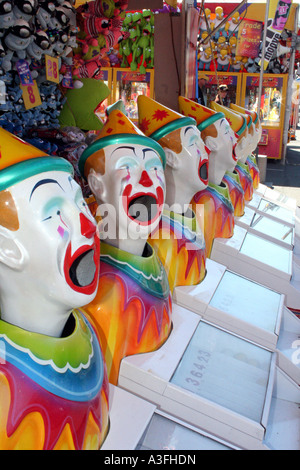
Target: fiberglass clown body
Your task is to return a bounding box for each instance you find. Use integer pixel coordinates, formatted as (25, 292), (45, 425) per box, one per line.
(0, 128), (109, 450)
(137, 95), (208, 293)
(178, 99), (237, 259)
(79, 110), (172, 385)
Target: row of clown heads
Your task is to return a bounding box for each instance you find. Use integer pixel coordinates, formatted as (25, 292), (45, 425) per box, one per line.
(0, 95), (260, 449)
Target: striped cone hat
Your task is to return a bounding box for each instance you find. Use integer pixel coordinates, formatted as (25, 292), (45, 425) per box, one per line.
(178, 96), (224, 131)
(0, 127), (72, 192)
(137, 95), (196, 141)
(210, 102), (247, 137)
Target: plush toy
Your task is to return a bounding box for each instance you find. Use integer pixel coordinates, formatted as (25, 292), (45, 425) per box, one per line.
(0, 0), (15, 37)
(225, 11), (240, 38)
(13, 0), (37, 24)
(198, 46), (213, 71)
(35, 0), (56, 30)
(199, 8), (211, 37)
(58, 77), (111, 130)
(2, 18), (33, 71)
(217, 48), (230, 71)
(230, 54), (243, 72)
(211, 6), (226, 40)
(26, 29), (52, 62)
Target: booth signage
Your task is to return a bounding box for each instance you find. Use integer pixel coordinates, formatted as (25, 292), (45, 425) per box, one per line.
(262, 0), (292, 70)
(45, 55), (60, 84)
(236, 19), (263, 58)
(20, 80), (42, 110)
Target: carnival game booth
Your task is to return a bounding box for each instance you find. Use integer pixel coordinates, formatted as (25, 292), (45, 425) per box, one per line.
(197, 1), (298, 161)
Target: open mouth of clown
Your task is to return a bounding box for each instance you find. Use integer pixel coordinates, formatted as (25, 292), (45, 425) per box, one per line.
(128, 194), (158, 222)
(64, 241), (100, 295)
(232, 144), (238, 162)
(199, 160), (209, 184)
(123, 186), (164, 226)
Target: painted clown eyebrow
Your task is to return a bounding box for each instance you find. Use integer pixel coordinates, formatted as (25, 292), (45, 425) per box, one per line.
(184, 126), (195, 135)
(29, 179), (65, 201)
(111, 146), (136, 155)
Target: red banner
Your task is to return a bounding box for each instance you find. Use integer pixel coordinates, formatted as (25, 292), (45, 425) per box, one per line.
(236, 19), (263, 58)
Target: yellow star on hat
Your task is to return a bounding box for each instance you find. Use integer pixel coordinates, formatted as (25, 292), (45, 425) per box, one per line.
(210, 102), (247, 137)
(0, 127), (73, 192)
(79, 109), (166, 179)
(178, 96), (224, 131)
(137, 95), (196, 142)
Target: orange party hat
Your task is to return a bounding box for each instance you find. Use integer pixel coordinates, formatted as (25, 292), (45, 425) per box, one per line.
(0, 127), (72, 191)
(137, 95), (196, 141)
(79, 109), (166, 178)
(210, 102), (247, 136)
(178, 96), (224, 131)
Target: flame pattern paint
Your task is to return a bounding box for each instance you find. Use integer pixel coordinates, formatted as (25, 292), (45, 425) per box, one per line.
(84, 242), (172, 385)
(235, 161), (254, 201)
(222, 171), (245, 217)
(192, 182), (235, 258)
(148, 209), (206, 293)
(0, 310), (109, 450)
(246, 155), (260, 190)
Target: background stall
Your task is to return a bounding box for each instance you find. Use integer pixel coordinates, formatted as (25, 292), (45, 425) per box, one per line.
(241, 73), (288, 160)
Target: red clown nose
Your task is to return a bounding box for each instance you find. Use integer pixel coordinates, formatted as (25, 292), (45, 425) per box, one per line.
(80, 213), (96, 239)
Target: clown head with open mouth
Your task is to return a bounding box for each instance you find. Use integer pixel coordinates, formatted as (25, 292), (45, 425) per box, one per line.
(79, 109), (166, 257)
(137, 95), (209, 213)
(179, 98), (239, 187)
(0, 127), (100, 338)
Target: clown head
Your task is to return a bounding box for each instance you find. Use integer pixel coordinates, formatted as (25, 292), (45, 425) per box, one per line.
(79, 110), (166, 256)
(0, 128), (100, 337)
(230, 103), (258, 158)
(211, 101), (250, 164)
(137, 95), (209, 212)
(179, 98), (238, 186)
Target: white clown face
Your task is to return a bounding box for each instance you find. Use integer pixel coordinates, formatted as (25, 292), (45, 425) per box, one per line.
(96, 143), (165, 241)
(234, 127), (253, 163)
(9, 171), (100, 308)
(204, 117), (238, 173)
(178, 125), (209, 192)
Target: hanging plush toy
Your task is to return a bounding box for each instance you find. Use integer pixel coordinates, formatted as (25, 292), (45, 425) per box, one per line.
(198, 46), (213, 71)
(26, 29), (52, 62)
(2, 18), (33, 71)
(35, 0), (56, 30)
(225, 11), (240, 38)
(13, 0), (37, 24)
(0, 0), (15, 37)
(211, 6), (226, 40)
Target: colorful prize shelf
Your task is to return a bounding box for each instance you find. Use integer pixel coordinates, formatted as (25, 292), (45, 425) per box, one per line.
(118, 304), (300, 450)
